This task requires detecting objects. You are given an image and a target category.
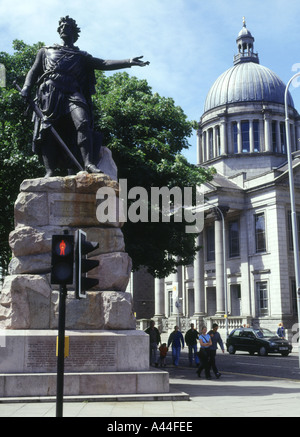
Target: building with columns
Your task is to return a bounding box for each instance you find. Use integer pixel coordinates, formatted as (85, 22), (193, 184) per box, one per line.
(133, 21), (300, 336)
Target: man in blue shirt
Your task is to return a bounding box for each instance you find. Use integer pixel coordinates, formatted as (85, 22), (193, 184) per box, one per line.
(208, 323), (225, 379)
(167, 326), (184, 367)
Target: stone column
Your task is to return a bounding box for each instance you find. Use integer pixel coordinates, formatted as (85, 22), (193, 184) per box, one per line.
(193, 233), (205, 321)
(197, 129), (202, 165)
(213, 207), (228, 315)
(220, 119), (227, 155)
(154, 277), (165, 332)
(264, 114), (272, 152)
(154, 278), (165, 318)
(171, 264), (183, 327)
(202, 131), (207, 162)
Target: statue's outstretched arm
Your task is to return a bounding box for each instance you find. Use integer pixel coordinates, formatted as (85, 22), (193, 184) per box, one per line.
(90, 55), (149, 71)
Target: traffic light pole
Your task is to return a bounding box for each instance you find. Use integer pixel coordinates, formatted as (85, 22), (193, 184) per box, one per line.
(56, 284), (67, 418)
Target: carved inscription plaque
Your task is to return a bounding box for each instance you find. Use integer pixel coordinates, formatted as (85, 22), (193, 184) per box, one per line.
(66, 338), (117, 370)
(25, 336), (117, 372)
(26, 337), (57, 371)
(49, 193), (98, 226)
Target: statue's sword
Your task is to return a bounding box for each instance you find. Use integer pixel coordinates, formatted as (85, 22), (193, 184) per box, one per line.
(14, 81), (84, 172)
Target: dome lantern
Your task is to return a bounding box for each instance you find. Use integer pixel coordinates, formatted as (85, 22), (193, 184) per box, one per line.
(234, 17), (259, 65)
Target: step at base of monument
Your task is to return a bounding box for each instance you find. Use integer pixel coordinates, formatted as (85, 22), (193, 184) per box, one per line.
(0, 390), (190, 403)
(0, 371), (177, 399)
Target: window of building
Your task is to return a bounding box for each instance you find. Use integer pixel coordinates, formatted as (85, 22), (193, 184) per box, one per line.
(168, 290), (174, 316)
(230, 284), (241, 316)
(216, 126), (221, 156)
(272, 121), (277, 152)
(256, 281), (269, 316)
(206, 225), (215, 261)
(255, 212), (266, 253)
(253, 120), (260, 152)
(233, 122), (238, 153)
(280, 122), (286, 154)
(208, 128), (214, 159)
(228, 220), (240, 257)
(241, 121), (250, 152)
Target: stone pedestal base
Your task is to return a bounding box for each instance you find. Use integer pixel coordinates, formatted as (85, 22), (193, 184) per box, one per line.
(0, 372), (169, 398)
(0, 330), (169, 397)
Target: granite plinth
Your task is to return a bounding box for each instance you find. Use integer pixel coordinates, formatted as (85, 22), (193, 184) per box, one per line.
(0, 329), (170, 397)
(0, 330), (149, 373)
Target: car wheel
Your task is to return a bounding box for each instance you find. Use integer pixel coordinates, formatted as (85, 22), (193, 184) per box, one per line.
(228, 345), (236, 355)
(258, 346), (268, 356)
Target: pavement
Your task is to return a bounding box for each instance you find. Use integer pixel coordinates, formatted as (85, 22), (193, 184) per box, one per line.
(1, 350), (300, 418)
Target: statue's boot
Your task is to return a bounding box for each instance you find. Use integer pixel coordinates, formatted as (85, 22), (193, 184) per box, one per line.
(85, 163), (103, 174)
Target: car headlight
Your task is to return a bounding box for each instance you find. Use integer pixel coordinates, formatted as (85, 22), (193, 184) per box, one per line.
(269, 342), (277, 347)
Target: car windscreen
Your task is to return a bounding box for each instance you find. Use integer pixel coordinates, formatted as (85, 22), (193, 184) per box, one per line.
(254, 329), (276, 338)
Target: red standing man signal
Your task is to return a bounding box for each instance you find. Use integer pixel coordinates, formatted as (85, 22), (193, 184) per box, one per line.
(60, 240), (66, 256)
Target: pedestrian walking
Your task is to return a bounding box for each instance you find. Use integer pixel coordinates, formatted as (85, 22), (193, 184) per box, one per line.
(196, 326), (212, 379)
(145, 320), (161, 367)
(167, 325), (185, 367)
(277, 322), (286, 339)
(208, 323), (225, 379)
(185, 323), (200, 366)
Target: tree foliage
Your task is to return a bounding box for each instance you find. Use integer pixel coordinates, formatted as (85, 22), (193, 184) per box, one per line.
(0, 41), (214, 278)
(0, 40), (45, 274)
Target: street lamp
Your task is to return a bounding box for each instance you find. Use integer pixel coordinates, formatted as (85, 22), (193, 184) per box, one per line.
(285, 73), (300, 368)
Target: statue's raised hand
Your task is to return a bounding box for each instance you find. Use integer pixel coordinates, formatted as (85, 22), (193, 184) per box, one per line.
(130, 56), (150, 67)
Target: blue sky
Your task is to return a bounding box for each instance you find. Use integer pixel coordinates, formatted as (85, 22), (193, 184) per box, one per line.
(1, 0), (300, 164)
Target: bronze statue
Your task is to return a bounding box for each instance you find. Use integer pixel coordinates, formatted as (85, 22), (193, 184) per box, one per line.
(21, 16), (149, 177)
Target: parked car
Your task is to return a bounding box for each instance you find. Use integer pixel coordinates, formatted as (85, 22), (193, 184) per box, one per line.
(226, 328), (293, 356)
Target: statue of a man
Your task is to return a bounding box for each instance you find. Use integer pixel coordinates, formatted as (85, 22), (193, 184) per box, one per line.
(21, 16), (149, 177)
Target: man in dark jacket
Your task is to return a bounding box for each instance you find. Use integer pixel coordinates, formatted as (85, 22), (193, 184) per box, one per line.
(145, 320), (161, 367)
(208, 323), (225, 379)
(185, 323), (200, 366)
(167, 326), (184, 367)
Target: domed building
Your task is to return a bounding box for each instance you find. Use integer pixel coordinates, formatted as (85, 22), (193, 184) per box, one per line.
(135, 21), (300, 339)
(190, 20), (300, 336)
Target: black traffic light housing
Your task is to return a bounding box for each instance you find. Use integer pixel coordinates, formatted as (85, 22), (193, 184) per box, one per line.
(75, 229), (99, 299)
(51, 234), (74, 285)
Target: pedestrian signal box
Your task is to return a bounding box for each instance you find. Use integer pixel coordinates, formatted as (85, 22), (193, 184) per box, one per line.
(51, 234), (74, 285)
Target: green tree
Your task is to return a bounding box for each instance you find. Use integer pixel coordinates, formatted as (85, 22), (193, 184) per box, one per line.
(0, 41), (214, 278)
(0, 40), (44, 275)
(92, 71), (214, 276)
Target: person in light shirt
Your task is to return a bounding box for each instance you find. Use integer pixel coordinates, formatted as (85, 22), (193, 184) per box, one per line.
(196, 326), (212, 379)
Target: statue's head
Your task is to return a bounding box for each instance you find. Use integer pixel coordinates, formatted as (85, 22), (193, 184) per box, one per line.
(57, 16), (81, 43)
